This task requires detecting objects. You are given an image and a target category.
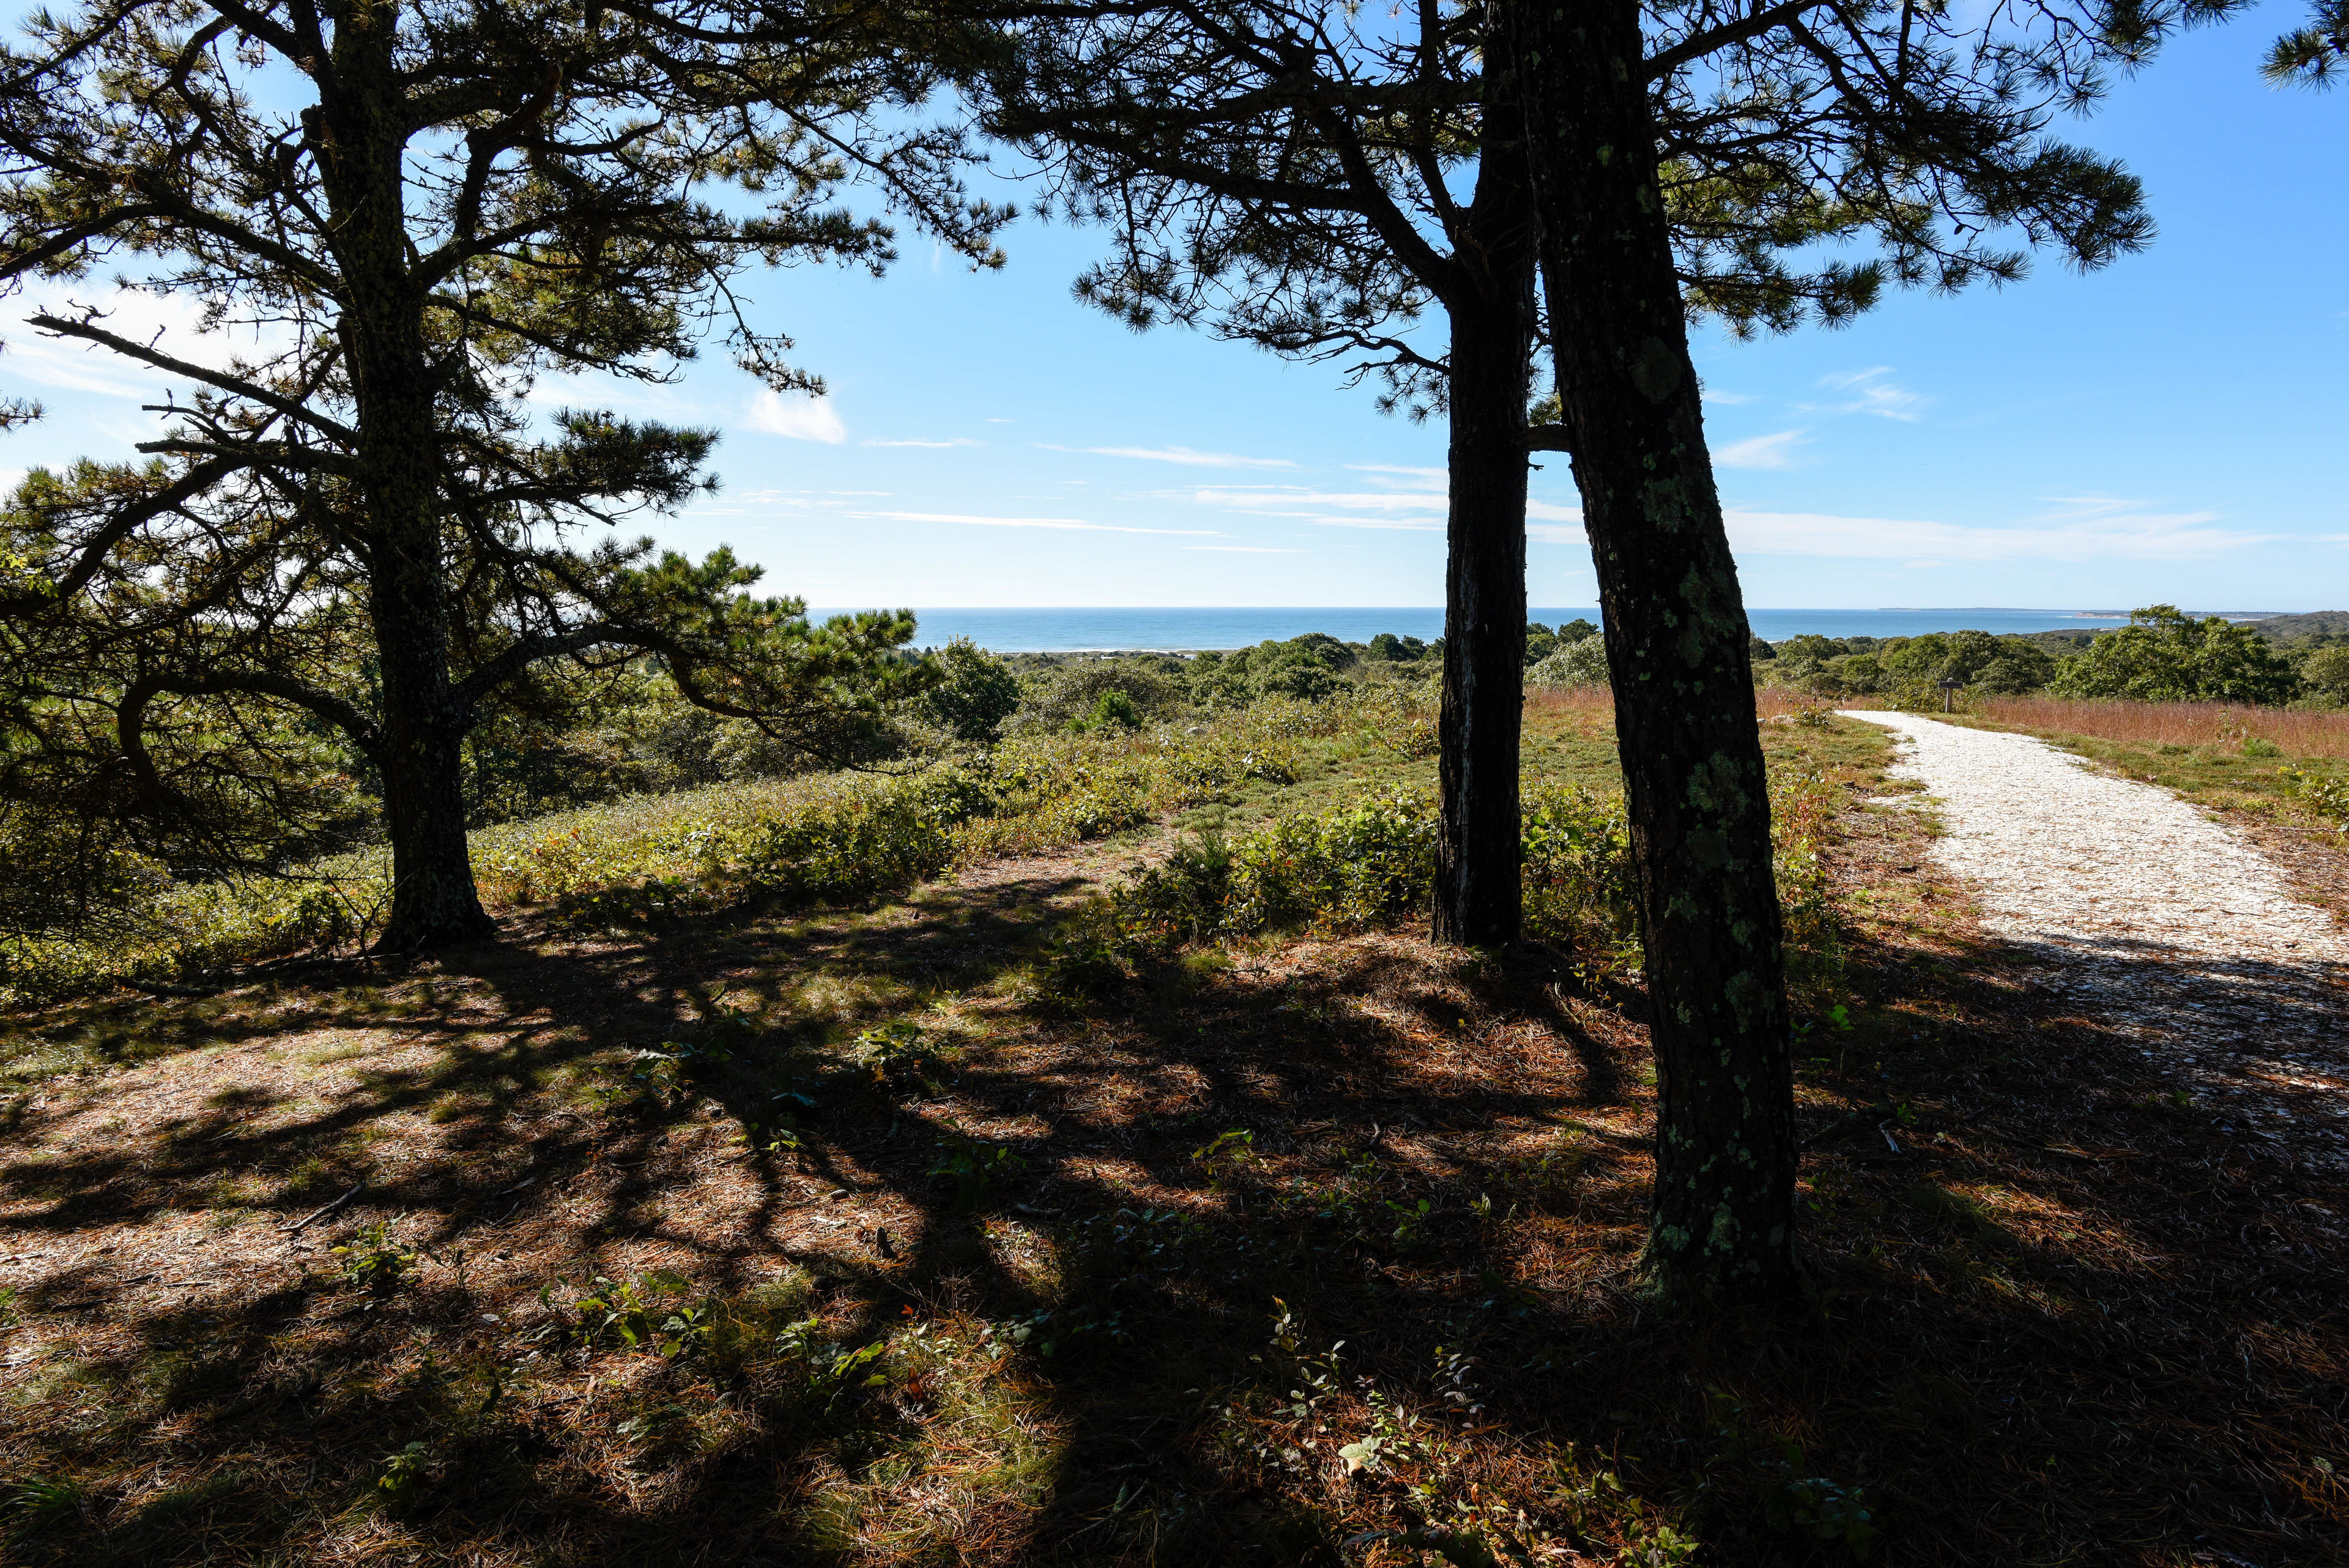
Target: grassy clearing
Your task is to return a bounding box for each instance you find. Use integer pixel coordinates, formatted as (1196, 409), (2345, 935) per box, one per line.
(1951, 695), (2349, 821)
(1, 704), (2343, 1566)
(1970, 695), (2349, 762)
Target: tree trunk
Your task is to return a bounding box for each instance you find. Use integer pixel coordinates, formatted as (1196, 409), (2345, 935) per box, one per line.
(1513, 0), (1801, 1301)
(373, 689), (493, 949)
(322, 23), (497, 951)
(1433, 32), (1538, 948)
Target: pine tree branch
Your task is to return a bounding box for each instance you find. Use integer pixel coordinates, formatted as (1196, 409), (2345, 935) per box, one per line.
(1647, 0), (1837, 79)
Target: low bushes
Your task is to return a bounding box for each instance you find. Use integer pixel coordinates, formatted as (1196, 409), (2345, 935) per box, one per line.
(1094, 773), (1838, 987)
(0, 718), (1311, 1006)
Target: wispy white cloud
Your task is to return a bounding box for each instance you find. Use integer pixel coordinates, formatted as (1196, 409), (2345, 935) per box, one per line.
(746, 390), (847, 444)
(850, 510), (1219, 536)
(1346, 463), (1447, 490)
(1726, 497), (2272, 562)
(1701, 388), (1755, 406)
(1204, 507), (1439, 530)
(864, 436), (982, 448)
(1526, 500), (1582, 522)
(1305, 516), (1443, 531)
(1192, 485), (1444, 516)
(7, 285), (291, 401)
(1527, 523), (1587, 545)
(1713, 429), (1808, 470)
(1187, 544), (1301, 552)
(524, 369), (700, 419)
(1078, 444), (1298, 469)
(1808, 367), (1923, 422)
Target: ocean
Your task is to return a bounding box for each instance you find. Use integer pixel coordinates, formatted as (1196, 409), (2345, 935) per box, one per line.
(809, 606), (2224, 653)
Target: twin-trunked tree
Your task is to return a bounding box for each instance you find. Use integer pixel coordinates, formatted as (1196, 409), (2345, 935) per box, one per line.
(989, 0), (2225, 1299)
(0, 0), (1005, 949)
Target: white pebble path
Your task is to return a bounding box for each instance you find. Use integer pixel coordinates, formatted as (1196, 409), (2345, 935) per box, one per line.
(1839, 710), (2349, 1170)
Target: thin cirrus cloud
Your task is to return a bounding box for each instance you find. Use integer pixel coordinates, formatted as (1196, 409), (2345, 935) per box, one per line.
(1187, 544), (1301, 553)
(1347, 463), (1447, 488)
(1806, 366), (1924, 421)
(1712, 429), (1808, 470)
(1190, 484), (1444, 526)
(746, 390), (847, 444)
(8, 283), (294, 401)
(1183, 470), (1582, 535)
(1725, 497), (2273, 562)
(1044, 442), (1299, 470)
(849, 509), (1220, 537)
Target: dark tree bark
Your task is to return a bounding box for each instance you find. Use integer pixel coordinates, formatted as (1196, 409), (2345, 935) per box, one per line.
(322, 18), (497, 949)
(1514, 0), (1801, 1300)
(1432, 39), (1538, 949)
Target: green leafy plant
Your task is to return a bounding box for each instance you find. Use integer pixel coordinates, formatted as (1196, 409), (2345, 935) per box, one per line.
(2282, 765), (2349, 828)
(1192, 1128), (1258, 1189)
(857, 1021), (948, 1096)
(776, 1321), (891, 1411)
(1387, 1196), (1437, 1250)
(926, 1128), (1025, 1211)
(544, 1270), (720, 1362)
(993, 1305), (1130, 1359)
(330, 1221), (419, 1295)
(375, 1441), (432, 1505)
(1701, 1389), (1882, 1560)
(613, 1402), (695, 1452)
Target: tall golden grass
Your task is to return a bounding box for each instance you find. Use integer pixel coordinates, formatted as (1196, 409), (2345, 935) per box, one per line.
(1974, 695), (2349, 762)
(1526, 686), (1838, 725)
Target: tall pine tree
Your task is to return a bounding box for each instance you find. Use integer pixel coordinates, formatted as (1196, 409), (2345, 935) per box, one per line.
(987, 0), (2226, 1299)
(0, 0), (1006, 948)
(1511, 0), (2228, 1299)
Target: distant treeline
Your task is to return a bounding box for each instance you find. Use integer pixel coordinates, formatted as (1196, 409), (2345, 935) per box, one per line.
(1000, 606), (2349, 715)
(1748, 606), (2349, 708)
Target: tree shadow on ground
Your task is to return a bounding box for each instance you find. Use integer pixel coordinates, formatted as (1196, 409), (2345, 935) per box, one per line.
(3, 862), (2347, 1566)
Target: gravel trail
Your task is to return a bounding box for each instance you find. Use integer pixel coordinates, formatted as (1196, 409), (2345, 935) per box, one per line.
(1840, 710), (2349, 1169)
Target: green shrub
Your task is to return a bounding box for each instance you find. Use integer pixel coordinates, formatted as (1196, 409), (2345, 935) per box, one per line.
(1521, 784), (1637, 959)
(2049, 606), (2296, 704)
(918, 637), (1023, 741)
(1189, 636), (1356, 706)
(1528, 637), (1609, 688)
(1223, 792), (1438, 933)
(1016, 658), (1188, 730)
(2299, 644), (2349, 707)
(2281, 765), (2349, 828)
(927, 1128), (1026, 1211)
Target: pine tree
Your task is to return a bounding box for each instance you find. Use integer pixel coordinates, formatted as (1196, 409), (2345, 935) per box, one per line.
(2268, 0), (2349, 81)
(1511, 0), (2229, 1300)
(985, 4), (1543, 943)
(987, 0), (2229, 1301)
(0, 0), (1006, 948)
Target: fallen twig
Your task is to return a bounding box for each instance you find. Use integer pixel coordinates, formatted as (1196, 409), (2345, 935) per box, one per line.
(283, 1183), (363, 1235)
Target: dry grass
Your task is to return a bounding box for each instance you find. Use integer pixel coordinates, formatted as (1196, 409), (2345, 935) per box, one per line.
(1, 712), (2344, 1566)
(1526, 683), (1828, 727)
(1976, 695), (2349, 761)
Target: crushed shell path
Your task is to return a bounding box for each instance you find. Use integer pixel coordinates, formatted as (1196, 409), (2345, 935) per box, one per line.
(1842, 710), (2349, 1170)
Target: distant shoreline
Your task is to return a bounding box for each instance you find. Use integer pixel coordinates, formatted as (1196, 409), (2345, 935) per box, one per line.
(815, 605), (2312, 654)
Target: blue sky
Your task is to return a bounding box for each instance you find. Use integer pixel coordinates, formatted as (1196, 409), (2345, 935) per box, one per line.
(4, 13), (2343, 612)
